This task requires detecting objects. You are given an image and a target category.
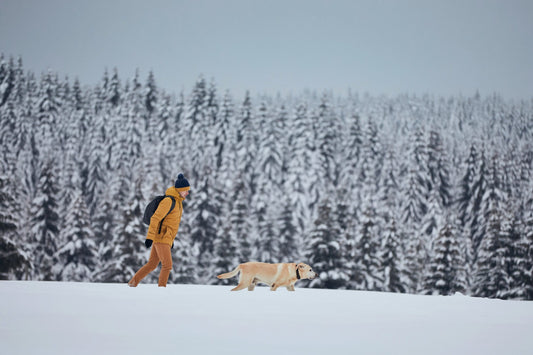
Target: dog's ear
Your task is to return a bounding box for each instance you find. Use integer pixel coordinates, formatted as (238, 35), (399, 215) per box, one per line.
(298, 264), (304, 269)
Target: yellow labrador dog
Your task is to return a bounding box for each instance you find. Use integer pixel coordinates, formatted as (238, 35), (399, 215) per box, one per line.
(217, 262), (318, 291)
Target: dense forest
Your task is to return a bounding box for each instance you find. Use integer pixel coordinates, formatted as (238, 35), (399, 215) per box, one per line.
(1, 53), (532, 299)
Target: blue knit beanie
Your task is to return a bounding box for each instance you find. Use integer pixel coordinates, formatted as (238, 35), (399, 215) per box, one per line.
(174, 174), (190, 192)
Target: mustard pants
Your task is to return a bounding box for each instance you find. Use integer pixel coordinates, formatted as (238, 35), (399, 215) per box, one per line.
(129, 243), (172, 287)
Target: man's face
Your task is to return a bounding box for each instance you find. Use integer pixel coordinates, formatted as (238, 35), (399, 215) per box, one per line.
(179, 190), (189, 199)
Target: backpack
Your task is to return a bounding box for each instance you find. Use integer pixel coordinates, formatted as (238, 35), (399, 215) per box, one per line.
(143, 195), (176, 233)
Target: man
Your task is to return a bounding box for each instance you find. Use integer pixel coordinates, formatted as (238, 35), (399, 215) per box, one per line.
(128, 174), (190, 287)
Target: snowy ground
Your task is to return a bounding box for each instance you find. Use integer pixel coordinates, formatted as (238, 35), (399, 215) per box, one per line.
(1, 281), (532, 355)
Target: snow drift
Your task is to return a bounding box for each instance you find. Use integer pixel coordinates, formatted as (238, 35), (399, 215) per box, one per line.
(1, 281), (532, 355)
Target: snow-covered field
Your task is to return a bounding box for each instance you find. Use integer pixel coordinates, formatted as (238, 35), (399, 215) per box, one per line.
(1, 281), (532, 355)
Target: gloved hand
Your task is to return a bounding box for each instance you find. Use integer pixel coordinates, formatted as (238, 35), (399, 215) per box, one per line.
(171, 242), (174, 249)
(145, 239), (153, 249)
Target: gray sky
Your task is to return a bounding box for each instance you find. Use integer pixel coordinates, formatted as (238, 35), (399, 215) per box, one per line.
(1, 0), (532, 100)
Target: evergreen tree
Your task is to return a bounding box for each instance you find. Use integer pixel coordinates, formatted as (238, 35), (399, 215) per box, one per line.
(54, 190), (96, 281)
(285, 102), (314, 233)
(30, 159), (60, 280)
(472, 202), (507, 298)
(468, 149), (488, 256)
(228, 182), (253, 262)
(108, 68), (121, 107)
(253, 195), (279, 263)
(458, 144), (479, 230)
(426, 130), (452, 207)
(522, 211), (533, 300)
(422, 220), (467, 295)
(0, 55), (15, 106)
(235, 91), (258, 198)
(400, 129), (429, 227)
(278, 195), (299, 263)
(97, 177), (146, 283)
(257, 102), (284, 183)
(83, 116), (107, 215)
(145, 70), (157, 115)
(212, 219), (240, 285)
(353, 205), (383, 290)
(189, 175), (221, 262)
(307, 198), (348, 289)
(316, 94), (340, 188)
(0, 171), (29, 279)
(214, 91), (234, 171)
(35, 71), (61, 154)
(171, 231), (199, 285)
(380, 215), (407, 293)
(497, 208), (531, 300)
(184, 76), (208, 180)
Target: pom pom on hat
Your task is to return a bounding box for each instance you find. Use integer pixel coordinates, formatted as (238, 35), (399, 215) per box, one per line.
(174, 174), (190, 192)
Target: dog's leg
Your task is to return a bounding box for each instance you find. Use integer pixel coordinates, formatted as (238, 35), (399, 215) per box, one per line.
(231, 274), (253, 291)
(287, 285), (295, 291)
(248, 278), (257, 291)
(270, 284), (279, 291)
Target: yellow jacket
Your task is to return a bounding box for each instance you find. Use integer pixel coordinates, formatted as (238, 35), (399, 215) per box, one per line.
(146, 186), (185, 246)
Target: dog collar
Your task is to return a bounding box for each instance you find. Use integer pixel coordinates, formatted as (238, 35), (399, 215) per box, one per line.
(296, 266), (301, 280)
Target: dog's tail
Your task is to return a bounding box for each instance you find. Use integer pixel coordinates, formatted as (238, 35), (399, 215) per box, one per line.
(217, 265), (241, 279)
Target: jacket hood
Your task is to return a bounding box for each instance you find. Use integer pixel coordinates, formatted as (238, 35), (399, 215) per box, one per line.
(165, 186), (185, 201)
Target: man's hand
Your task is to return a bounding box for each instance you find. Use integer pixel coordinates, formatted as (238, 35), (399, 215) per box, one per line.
(145, 239), (153, 249)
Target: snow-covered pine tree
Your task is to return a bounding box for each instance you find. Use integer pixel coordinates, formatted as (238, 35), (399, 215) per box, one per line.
(228, 181), (253, 263)
(426, 130), (452, 207)
(278, 195), (299, 263)
(422, 219), (467, 295)
(285, 102), (314, 234)
(0, 170), (29, 279)
(316, 94), (340, 188)
(0, 55), (15, 107)
(522, 210), (533, 300)
(235, 92), (259, 200)
(157, 94), (176, 183)
(400, 129), (430, 226)
(30, 159), (60, 280)
(35, 70), (61, 155)
(257, 101), (284, 184)
(472, 198), (507, 298)
(108, 68), (121, 107)
(497, 207), (531, 300)
(144, 70), (158, 119)
(380, 215), (407, 293)
(82, 109), (108, 216)
(97, 176), (146, 283)
(184, 76), (208, 181)
(188, 174), (221, 265)
(54, 189), (96, 282)
(468, 149), (488, 258)
(307, 197), (348, 289)
(457, 143), (479, 242)
(171, 231), (199, 285)
(252, 191), (280, 263)
(353, 202), (383, 291)
(212, 219), (240, 286)
(214, 90), (235, 173)
(421, 186), (444, 255)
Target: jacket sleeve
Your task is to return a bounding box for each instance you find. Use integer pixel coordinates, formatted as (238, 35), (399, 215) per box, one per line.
(146, 197), (173, 241)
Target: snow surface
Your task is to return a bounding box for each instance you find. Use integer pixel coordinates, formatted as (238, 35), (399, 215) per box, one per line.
(1, 281), (532, 355)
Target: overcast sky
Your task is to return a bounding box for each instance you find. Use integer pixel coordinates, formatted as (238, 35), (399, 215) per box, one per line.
(1, 0), (532, 100)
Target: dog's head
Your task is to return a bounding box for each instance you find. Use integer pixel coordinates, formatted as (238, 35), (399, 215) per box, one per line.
(297, 263), (318, 280)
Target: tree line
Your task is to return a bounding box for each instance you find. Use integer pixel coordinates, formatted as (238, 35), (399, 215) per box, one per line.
(1, 53), (532, 299)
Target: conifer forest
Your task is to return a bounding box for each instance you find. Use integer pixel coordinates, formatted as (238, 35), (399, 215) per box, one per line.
(1, 54), (532, 299)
